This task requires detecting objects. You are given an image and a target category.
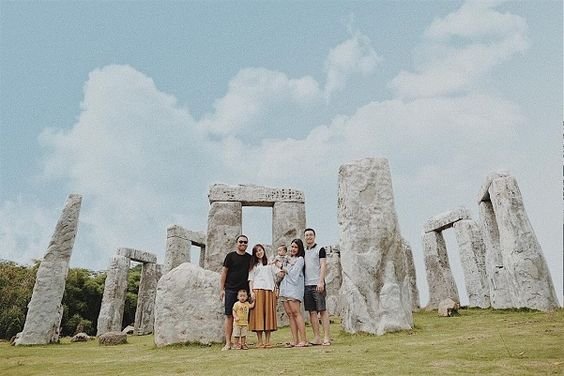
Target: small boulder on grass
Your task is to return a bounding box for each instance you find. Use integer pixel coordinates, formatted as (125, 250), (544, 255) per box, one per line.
(98, 332), (127, 346)
(71, 333), (90, 342)
(438, 298), (460, 317)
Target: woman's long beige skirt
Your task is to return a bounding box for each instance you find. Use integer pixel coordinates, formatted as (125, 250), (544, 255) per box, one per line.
(249, 289), (277, 332)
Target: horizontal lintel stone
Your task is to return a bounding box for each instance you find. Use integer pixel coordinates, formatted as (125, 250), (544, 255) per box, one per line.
(208, 184), (304, 205)
(423, 207), (472, 233)
(116, 247), (157, 264)
(166, 225), (206, 246)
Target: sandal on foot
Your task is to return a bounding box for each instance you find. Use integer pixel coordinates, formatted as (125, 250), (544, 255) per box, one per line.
(295, 342), (309, 347)
(241, 344), (249, 350)
(322, 340), (331, 346)
(284, 342), (295, 348)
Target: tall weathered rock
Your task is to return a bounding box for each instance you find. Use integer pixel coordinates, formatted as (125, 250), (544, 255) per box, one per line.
(325, 245), (343, 316)
(272, 201), (306, 252)
(16, 194), (82, 345)
(422, 231), (460, 309)
(205, 202), (242, 273)
(154, 263), (224, 346)
(337, 158), (412, 335)
(97, 255), (130, 336)
(479, 200), (513, 308)
(489, 176), (559, 310)
(401, 238), (420, 311)
(164, 225), (191, 274)
(453, 220), (490, 308)
(134, 263), (161, 335)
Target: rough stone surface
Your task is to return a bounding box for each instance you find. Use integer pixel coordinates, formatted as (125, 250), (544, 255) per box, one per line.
(479, 200), (513, 308)
(164, 225), (191, 274)
(16, 194), (82, 345)
(453, 220), (491, 308)
(154, 263), (224, 346)
(437, 298), (460, 317)
(489, 176), (559, 311)
(423, 207), (472, 233)
(209, 184), (304, 206)
(477, 171), (510, 203)
(121, 325), (135, 335)
(116, 247), (157, 263)
(272, 201), (306, 254)
(70, 332), (90, 342)
(325, 245), (343, 316)
(401, 238), (420, 311)
(205, 201), (242, 273)
(97, 255), (130, 336)
(337, 158), (413, 335)
(98, 332), (128, 346)
(134, 262), (159, 335)
(423, 231), (460, 310)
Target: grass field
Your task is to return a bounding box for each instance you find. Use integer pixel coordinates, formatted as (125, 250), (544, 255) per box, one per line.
(1, 308), (562, 376)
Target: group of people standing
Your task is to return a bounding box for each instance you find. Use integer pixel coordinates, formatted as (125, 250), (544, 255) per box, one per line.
(219, 228), (331, 350)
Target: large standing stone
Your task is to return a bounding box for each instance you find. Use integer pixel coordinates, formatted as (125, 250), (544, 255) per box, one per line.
(337, 158), (413, 335)
(16, 194), (82, 345)
(423, 231), (460, 310)
(401, 238), (420, 311)
(154, 263), (224, 346)
(97, 255), (130, 336)
(423, 207), (472, 233)
(134, 262), (160, 335)
(479, 200), (513, 308)
(205, 202), (242, 273)
(272, 201), (306, 252)
(489, 176), (559, 311)
(325, 245), (343, 316)
(164, 225), (191, 274)
(453, 220), (490, 308)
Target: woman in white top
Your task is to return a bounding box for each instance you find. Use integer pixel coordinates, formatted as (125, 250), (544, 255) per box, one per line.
(248, 243), (278, 348)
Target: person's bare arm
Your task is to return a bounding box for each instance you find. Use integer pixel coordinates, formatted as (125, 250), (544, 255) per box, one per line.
(220, 266), (228, 300)
(317, 257), (327, 293)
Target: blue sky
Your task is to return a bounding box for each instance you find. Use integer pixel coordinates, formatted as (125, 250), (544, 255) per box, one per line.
(1, 0), (562, 306)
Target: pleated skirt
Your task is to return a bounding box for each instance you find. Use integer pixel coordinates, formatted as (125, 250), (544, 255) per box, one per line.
(249, 289), (277, 332)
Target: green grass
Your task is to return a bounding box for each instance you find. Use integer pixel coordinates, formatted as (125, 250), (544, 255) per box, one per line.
(1, 309), (562, 375)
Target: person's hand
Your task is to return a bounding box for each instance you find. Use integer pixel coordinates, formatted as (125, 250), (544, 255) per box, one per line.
(220, 289), (225, 301)
(316, 282), (325, 293)
(277, 271), (285, 280)
(250, 291), (255, 301)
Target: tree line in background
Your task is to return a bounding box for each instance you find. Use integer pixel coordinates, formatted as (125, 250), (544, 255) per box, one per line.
(0, 260), (141, 340)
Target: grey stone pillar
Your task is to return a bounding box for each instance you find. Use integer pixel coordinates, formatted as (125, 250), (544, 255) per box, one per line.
(164, 225), (190, 274)
(453, 219), (490, 308)
(337, 158), (413, 335)
(272, 202), (306, 250)
(479, 200), (513, 308)
(490, 176), (559, 311)
(134, 262), (159, 335)
(325, 245), (343, 316)
(205, 202), (242, 273)
(97, 255), (130, 336)
(16, 194), (82, 345)
(402, 239), (420, 311)
(423, 231), (460, 310)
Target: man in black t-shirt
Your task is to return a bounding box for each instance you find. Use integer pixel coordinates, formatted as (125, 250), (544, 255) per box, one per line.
(219, 234), (252, 351)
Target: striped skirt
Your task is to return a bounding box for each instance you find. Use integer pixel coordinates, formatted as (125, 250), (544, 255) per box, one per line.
(249, 289), (277, 332)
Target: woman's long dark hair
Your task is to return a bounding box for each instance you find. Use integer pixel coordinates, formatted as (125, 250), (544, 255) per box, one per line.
(250, 243), (268, 270)
(290, 238), (306, 273)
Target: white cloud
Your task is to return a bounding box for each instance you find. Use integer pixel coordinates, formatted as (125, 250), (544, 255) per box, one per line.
(198, 68), (321, 137)
(0, 196), (56, 263)
(389, 0), (528, 98)
(324, 30), (382, 100)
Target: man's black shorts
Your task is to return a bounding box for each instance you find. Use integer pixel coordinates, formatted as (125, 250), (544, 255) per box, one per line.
(304, 285), (326, 312)
(224, 289), (238, 315)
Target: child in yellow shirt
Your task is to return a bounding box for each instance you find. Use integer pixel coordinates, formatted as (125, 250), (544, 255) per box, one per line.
(232, 289), (255, 350)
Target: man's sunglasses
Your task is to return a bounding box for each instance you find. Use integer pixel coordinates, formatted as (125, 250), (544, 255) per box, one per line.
(238, 240), (248, 244)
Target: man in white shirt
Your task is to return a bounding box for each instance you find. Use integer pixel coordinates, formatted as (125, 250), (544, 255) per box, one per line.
(303, 228), (331, 346)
